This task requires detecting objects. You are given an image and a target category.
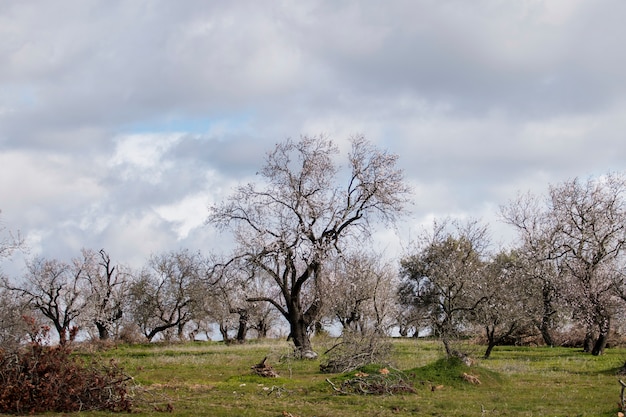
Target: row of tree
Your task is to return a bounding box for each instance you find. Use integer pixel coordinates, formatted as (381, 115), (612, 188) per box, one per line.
(399, 173), (626, 357)
(2, 136), (626, 360)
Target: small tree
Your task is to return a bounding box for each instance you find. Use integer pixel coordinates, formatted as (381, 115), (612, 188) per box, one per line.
(128, 249), (202, 342)
(209, 135), (410, 357)
(500, 192), (564, 347)
(325, 251), (399, 335)
(80, 249), (128, 340)
(0, 287), (31, 350)
(399, 219), (489, 357)
(0, 212), (27, 349)
(6, 257), (85, 344)
(0, 209), (23, 262)
(474, 250), (533, 358)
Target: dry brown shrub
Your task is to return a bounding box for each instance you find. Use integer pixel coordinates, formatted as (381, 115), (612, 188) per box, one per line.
(0, 317), (132, 414)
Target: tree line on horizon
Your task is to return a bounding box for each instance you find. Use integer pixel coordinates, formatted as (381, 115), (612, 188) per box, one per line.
(2, 135), (626, 360)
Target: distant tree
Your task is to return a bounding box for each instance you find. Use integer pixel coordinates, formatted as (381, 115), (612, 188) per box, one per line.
(0, 287), (31, 350)
(399, 219), (489, 357)
(128, 249), (202, 342)
(474, 250), (533, 358)
(325, 251), (399, 335)
(209, 135), (410, 358)
(207, 258), (286, 343)
(0, 212), (27, 350)
(0, 209), (23, 262)
(503, 174), (626, 355)
(80, 249), (128, 341)
(500, 192), (564, 347)
(5, 257), (85, 345)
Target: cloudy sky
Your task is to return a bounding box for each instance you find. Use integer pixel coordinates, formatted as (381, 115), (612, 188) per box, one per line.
(1, 0), (626, 271)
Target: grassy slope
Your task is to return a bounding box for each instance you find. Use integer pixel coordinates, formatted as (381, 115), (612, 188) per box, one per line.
(67, 338), (624, 417)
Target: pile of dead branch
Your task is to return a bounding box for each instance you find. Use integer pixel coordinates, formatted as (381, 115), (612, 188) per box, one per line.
(326, 368), (416, 395)
(320, 330), (392, 374)
(251, 357), (279, 378)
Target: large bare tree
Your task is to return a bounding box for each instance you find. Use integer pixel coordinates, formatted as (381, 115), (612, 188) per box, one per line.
(209, 135), (410, 357)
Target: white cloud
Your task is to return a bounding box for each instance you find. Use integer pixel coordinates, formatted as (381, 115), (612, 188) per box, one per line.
(109, 133), (181, 183)
(154, 193), (212, 240)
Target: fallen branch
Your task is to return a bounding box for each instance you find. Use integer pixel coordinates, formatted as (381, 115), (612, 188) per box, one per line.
(252, 357), (279, 378)
(326, 368), (416, 395)
(461, 372), (481, 385)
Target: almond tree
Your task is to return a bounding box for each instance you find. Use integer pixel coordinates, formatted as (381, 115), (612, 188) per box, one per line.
(325, 251), (399, 335)
(0, 210), (23, 262)
(399, 219), (489, 357)
(209, 135), (410, 358)
(128, 249), (203, 342)
(474, 250), (533, 359)
(503, 173), (626, 355)
(0, 213), (27, 349)
(6, 257), (86, 345)
(0, 287), (30, 350)
(500, 192), (564, 347)
(80, 249), (129, 340)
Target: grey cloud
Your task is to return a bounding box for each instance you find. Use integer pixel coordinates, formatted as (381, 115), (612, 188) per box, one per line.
(297, 0), (626, 118)
(2, 0), (626, 270)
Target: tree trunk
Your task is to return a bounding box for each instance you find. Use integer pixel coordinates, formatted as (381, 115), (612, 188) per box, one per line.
(538, 282), (556, 347)
(484, 326), (496, 359)
(592, 316), (610, 356)
(539, 324), (555, 347)
(583, 327), (594, 353)
(219, 322), (231, 344)
(256, 318), (269, 338)
(283, 292), (319, 359)
(442, 337), (453, 358)
(289, 318), (316, 358)
(96, 322), (110, 340)
(235, 309), (249, 343)
(484, 342), (496, 359)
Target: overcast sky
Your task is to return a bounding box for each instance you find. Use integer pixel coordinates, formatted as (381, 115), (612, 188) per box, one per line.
(2, 0), (626, 271)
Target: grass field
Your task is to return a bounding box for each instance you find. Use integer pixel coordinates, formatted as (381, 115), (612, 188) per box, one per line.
(65, 338), (626, 416)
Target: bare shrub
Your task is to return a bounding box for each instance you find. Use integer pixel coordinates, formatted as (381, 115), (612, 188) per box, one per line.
(320, 330), (392, 374)
(117, 322), (145, 344)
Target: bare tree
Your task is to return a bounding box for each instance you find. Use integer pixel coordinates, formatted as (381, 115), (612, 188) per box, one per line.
(500, 192), (564, 347)
(0, 287), (31, 350)
(0, 212), (27, 349)
(6, 257), (86, 345)
(399, 219), (489, 357)
(474, 250), (533, 358)
(128, 249), (202, 342)
(209, 135), (410, 357)
(0, 210), (23, 262)
(503, 173), (626, 355)
(80, 249), (128, 341)
(325, 251), (399, 335)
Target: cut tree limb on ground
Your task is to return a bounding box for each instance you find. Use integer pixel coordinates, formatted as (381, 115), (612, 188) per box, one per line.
(252, 357), (279, 378)
(461, 373), (481, 385)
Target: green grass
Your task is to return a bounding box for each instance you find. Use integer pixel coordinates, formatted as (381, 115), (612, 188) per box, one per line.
(59, 339), (626, 416)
